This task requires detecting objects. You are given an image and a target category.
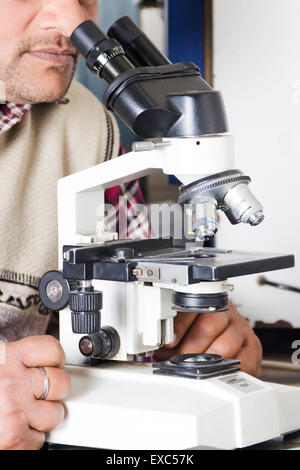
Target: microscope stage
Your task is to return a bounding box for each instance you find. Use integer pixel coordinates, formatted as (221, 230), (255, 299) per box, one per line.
(62, 239), (294, 283)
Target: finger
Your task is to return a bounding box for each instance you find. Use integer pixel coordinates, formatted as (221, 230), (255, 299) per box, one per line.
(28, 401), (65, 432)
(2, 426), (45, 450)
(27, 366), (71, 401)
(15, 429), (45, 450)
(175, 312), (230, 355)
(235, 335), (263, 378)
(155, 311), (230, 361)
(154, 347), (176, 362)
(164, 312), (198, 349)
(10, 335), (66, 368)
(205, 323), (245, 358)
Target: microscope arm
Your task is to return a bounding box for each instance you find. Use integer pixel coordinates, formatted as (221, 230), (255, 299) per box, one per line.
(58, 135), (235, 250)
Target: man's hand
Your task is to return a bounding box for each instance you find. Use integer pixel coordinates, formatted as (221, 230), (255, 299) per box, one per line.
(0, 335), (70, 450)
(154, 302), (262, 377)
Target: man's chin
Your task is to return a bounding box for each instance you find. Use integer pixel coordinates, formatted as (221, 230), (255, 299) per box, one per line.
(34, 86), (71, 104)
(9, 76), (74, 104)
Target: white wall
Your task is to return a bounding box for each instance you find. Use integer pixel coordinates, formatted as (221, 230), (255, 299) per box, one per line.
(214, 0), (300, 326)
(140, 6), (167, 54)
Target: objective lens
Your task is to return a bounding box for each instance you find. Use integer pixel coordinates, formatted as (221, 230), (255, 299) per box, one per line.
(70, 20), (135, 84)
(191, 196), (218, 242)
(179, 170), (265, 230)
(224, 183), (264, 226)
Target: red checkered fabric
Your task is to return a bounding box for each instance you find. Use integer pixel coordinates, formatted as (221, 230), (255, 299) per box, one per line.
(105, 176), (151, 240)
(0, 102), (150, 240)
(0, 103), (32, 135)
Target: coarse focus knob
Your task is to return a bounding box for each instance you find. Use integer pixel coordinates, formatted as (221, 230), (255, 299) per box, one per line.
(71, 311), (101, 334)
(69, 291), (103, 312)
(70, 290), (102, 334)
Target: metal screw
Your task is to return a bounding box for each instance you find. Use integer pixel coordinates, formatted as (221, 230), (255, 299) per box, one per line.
(46, 280), (63, 303)
(132, 268), (143, 277)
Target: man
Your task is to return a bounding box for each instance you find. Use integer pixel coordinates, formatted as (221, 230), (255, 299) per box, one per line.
(0, 0), (262, 450)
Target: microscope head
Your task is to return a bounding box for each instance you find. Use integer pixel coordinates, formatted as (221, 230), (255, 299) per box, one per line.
(70, 17), (227, 139)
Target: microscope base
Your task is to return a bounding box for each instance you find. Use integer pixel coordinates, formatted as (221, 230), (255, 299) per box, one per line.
(47, 362), (300, 450)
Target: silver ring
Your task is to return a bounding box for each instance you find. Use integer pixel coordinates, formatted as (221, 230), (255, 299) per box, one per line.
(38, 367), (50, 400)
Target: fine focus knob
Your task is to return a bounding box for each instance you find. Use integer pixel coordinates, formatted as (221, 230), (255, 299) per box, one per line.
(70, 290), (103, 334)
(79, 327), (120, 359)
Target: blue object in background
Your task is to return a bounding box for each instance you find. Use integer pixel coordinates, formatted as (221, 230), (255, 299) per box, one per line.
(168, 0), (205, 74)
(168, 0), (205, 184)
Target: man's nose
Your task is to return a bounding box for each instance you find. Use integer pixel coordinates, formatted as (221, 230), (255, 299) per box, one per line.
(37, 0), (90, 37)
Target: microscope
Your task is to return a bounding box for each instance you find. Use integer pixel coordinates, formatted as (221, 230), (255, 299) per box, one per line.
(39, 17), (300, 449)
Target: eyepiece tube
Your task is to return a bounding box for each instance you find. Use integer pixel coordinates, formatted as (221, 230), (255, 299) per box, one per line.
(71, 20), (107, 58)
(108, 16), (171, 67)
(70, 20), (135, 84)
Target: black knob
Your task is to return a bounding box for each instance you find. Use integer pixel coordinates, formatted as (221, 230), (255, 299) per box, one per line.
(70, 290), (102, 334)
(79, 327), (120, 359)
(39, 271), (70, 311)
(69, 291), (102, 312)
(71, 311), (101, 334)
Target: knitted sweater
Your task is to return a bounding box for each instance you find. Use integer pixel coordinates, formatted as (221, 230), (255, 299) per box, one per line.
(0, 81), (120, 342)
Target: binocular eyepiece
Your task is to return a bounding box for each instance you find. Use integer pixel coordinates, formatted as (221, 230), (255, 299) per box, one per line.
(70, 16), (170, 84)
(70, 16), (228, 139)
(71, 20), (134, 83)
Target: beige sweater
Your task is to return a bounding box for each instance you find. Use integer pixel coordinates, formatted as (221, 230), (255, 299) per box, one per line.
(0, 81), (120, 341)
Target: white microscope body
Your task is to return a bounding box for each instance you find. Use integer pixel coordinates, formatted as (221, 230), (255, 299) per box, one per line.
(42, 135), (300, 450)
(39, 17), (300, 449)
(58, 135), (236, 364)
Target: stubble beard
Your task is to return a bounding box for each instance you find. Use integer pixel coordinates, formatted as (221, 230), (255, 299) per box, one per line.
(1, 35), (79, 104)
(2, 61), (77, 104)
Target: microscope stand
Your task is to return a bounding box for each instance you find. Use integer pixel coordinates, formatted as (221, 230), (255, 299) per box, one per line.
(47, 362), (300, 450)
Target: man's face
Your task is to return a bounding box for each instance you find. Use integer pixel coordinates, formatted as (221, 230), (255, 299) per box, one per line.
(0, 0), (98, 104)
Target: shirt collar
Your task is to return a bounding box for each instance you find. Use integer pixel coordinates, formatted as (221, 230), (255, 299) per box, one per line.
(0, 98), (69, 136)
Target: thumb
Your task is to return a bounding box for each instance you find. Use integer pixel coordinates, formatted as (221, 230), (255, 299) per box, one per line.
(164, 312), (198, 349)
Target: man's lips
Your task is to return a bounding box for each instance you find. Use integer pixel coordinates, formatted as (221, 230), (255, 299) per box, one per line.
(25, 49), (76, 65)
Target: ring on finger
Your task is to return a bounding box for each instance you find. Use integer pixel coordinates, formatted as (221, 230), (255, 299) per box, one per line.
(37, 367), (50, 401)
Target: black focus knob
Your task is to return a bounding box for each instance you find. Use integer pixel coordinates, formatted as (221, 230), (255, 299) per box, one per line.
(69, 291), (102, 312)
(79, 327), (120, 359)
(39, 271), (70, 311)
(71, 311), (101, 334)
(70, 290), (102, 334)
